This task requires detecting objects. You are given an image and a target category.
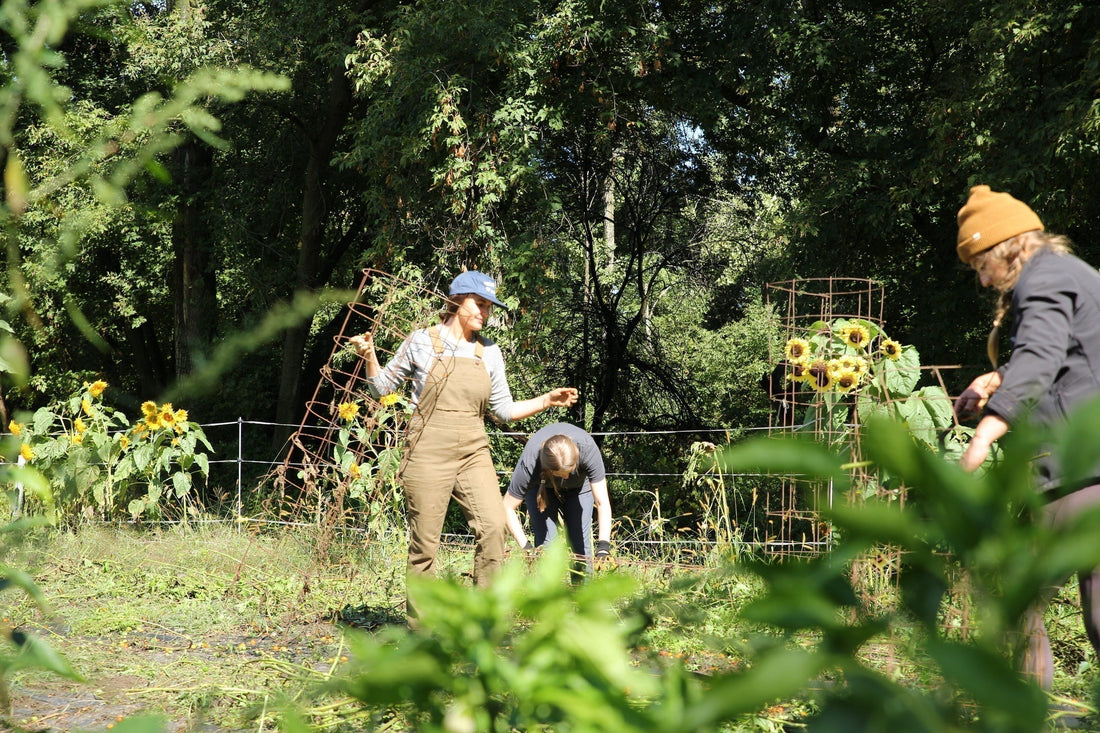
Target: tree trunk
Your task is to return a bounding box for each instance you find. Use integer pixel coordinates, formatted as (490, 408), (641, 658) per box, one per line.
(171, 139), (218, 380)
(272, 58), (356, 447)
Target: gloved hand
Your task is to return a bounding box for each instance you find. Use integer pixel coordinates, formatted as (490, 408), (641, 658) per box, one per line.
(594, 540), (612, 570)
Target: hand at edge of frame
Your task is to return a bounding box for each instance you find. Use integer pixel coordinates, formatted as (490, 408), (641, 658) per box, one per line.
(594, 540), (612, 570)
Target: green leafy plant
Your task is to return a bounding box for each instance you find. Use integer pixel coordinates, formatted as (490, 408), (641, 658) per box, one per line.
(329, 394), (408, 533)
(13, 381), (212, 522)
(0, 467), (82, 715)
(715, 397), (1100, 731)
(283, 540), (834, 732)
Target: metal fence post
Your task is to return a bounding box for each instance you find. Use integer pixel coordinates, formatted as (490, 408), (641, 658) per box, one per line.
(237, 416), (243, 531)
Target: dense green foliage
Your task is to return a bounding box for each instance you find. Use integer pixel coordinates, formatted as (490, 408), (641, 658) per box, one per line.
(6, 2), (1100, 730)
(7, 0), (1097, 442)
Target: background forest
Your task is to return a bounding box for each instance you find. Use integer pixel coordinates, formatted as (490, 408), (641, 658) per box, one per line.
(4, 0), (1100, 468)
(5, 2), (1100, 730)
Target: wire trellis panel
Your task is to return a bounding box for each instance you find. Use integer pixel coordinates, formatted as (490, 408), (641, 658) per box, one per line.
(764, 277), (888, 557)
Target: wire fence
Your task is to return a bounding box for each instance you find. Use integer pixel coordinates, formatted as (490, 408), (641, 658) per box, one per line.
(204, 417), (777, 502)
(174, 417), (844, 562)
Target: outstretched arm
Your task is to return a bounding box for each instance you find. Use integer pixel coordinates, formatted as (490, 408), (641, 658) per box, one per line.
(509, 387), (579, 421)
(348, 333), (382, 378)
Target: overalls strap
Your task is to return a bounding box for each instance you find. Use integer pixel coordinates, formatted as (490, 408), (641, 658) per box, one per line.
(428, 325), (485, 361)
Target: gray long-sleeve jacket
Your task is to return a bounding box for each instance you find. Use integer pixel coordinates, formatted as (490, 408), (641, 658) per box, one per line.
(984, 248), (1100, 491)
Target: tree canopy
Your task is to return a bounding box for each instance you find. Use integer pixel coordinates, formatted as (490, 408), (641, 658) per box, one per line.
(3, 0), (1099, 442)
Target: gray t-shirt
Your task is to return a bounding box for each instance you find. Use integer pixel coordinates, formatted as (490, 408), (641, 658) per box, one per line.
(507, 423), (606, 499)
(366, 325), (516, 424)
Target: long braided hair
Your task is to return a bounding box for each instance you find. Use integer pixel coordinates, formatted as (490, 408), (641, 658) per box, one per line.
(974, 230), (1074, 367)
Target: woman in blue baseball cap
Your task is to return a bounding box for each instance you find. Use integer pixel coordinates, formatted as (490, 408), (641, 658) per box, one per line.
(350, 271), (577, 610)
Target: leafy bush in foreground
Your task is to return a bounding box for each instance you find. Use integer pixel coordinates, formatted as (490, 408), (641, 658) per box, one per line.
(717, 399), (1100, 730)
(282, 400), (1100, 732)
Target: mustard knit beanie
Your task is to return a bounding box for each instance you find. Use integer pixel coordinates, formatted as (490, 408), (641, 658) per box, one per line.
(956, 185), (1043, 263)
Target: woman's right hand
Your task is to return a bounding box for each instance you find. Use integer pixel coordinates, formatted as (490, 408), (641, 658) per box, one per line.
(349, 333), (381, 377)
(954, 371), (1002, 419)
(349, 333), (374, 356)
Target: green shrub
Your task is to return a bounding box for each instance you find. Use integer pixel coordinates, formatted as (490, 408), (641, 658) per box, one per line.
(12, 381), (212, 523)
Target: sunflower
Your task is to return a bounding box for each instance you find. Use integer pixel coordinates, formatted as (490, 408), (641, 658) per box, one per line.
(7, 420), (22, 436)
(174, 409), (188, 424)
(72, 433), (83, 445)
(349, 462), (361, 479)
(826, 359), (845, 379)
(784, 337), (811, 362)
(807, 359), (833, 392)
(88, 380), (107, 398)
(833, 369), (860, 393)
(836, 355), (868, 382)
(82, 399), (95, 417)
(787, 361), (810, 382)
(19, 443), (33, 461)
(74, 417), (87, 434)
(337, 402), (360, 422)
(380, 393), (400, 408)
(134, 423), (147, 436)
(141, 401), (158, 419)
(880, 339), (903, 361)
(119, 435), (130, 449)
(159, 405), (177, 428)
(839, 324), (871, 350)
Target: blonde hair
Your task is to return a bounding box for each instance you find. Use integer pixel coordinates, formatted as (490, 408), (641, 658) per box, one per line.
(536, 434), (579, 512)
(977, 231), (1074, 367)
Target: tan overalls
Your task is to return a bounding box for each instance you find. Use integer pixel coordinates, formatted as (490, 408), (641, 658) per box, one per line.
(400, 326), (507, 588)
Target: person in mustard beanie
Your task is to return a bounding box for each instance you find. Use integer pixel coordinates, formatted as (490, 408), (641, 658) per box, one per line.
(952, 185), (1100, 690)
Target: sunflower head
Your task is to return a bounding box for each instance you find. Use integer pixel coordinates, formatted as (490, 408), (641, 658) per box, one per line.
(141, 401), (158, 419)
(8, 420), (22, 436)
(839, 324), (871, 350)
(337, 402), (360, 422)
(807, 359), (833, 391)
(881, 339), (903, 360)
(834, 369), (860, 393)
(349, 462), (361, 479)
(380, 393), (400, 408)
(88, 380), (107, 398)
(787, 361), (810, 382)
(74, 417), (87, 434)
(19, 443), (33, 461)
(784, 337), (811, 362)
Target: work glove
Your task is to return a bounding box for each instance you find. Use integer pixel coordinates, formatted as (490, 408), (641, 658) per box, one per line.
(594, 540), (612, 571)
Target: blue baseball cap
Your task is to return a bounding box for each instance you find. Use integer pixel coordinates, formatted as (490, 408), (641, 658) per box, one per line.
(448, 271), (507, 309)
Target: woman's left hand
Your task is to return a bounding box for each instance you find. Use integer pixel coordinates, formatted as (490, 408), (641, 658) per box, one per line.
(959, 414), (1009, 472)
